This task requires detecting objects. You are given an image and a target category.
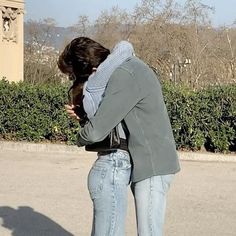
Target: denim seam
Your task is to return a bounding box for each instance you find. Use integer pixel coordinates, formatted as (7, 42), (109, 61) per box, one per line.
(109, 151), (116, 236)
(148, 177), (154, 235)
(109, 173), (116, 236)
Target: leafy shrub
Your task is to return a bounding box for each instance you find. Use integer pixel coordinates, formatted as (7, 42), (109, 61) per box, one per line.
(196, 86), (236, 152)
(0, 79), (235, 152)
(0, 79), (79, 144)
(163, 83), (206, 151)
(162, 82), (236, 153)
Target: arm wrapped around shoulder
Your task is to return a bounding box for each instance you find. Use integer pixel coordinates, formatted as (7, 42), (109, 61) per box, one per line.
(77, 67), (142, 146)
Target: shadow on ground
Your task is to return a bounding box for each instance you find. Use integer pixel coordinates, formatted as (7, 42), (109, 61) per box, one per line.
(0, 206), (74, 236)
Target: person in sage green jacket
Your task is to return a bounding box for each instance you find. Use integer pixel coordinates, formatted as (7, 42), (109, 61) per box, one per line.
(63, 37), (180, 236)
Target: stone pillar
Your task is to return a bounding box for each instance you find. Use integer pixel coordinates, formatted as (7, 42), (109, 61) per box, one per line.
(0, 0), (24, 82)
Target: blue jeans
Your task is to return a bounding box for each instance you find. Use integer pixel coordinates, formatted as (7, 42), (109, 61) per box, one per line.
(88, 150), (174, 236)
(131, 174), (174, 236)
(87, 150), (131, 236)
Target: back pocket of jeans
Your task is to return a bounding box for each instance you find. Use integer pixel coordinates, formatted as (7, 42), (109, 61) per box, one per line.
(88, 166), (107, 199)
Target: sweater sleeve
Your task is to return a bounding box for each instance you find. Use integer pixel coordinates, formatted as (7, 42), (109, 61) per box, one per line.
(77, 67), (141, 146)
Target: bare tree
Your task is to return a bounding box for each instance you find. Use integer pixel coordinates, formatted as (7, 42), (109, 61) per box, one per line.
(24, 0), (236, 88)
(24, 18), (61, 84)
(73, 15), (91, 37)
(94, 6), (133, 48)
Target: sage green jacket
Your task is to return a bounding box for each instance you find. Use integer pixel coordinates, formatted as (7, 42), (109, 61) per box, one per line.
(78, 56), (180, 182)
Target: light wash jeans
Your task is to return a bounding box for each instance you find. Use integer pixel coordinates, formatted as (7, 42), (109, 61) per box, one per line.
(87, 150), (174, 236)
(131, 174), (174, 236)
(87, 150), (131, 236)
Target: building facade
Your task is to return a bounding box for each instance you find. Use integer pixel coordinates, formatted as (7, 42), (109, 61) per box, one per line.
(0, 0), (24, 82)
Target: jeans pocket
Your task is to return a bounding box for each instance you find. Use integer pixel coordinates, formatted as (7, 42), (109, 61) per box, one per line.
(113, 159), (132, 186)
(88, 166), (107, 200)
(160, 174), (175, 193)
(113, 151), (131, 169)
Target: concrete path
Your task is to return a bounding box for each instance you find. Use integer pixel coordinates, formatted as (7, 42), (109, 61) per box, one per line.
(0, 143), (236, 236)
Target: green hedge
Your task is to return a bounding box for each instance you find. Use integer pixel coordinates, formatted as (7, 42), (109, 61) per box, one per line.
(0, 79), (235, 152)
(0, 79), (79, 144)
(162, 83), (236, 152)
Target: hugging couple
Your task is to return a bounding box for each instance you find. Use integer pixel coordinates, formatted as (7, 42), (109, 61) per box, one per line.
(58, 37), (180, 236)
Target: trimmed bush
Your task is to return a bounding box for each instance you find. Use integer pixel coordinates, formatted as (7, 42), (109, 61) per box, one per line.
(0, 79), (235, 152)
(0, 79), (79, 144)
(163, 83), (236, 152)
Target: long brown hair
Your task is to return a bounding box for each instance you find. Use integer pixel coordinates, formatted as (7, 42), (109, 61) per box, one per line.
(58, 37), (110, 79)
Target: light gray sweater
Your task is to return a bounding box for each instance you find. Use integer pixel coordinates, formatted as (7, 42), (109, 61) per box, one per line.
(83, 41), (134, 118)
(83, 41), (134, 139)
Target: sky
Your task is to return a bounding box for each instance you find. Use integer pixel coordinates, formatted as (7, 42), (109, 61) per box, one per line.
(25, 0), (236, 27)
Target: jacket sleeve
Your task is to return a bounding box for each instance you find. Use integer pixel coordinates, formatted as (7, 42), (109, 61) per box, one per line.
(77, 67), (141, 146)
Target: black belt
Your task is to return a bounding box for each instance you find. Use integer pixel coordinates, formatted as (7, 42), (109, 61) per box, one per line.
(119, 138), (128, 151)
(97, 139), (128, 156)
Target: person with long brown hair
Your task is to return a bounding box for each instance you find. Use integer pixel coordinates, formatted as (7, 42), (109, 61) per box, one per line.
(58, 37), (133, 236)
(58, 37), (180, 236)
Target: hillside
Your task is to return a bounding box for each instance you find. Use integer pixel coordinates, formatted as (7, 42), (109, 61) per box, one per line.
(24, 22), (78, 50)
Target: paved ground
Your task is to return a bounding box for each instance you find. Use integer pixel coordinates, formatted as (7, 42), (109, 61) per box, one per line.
(0, 144), (236, 236)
